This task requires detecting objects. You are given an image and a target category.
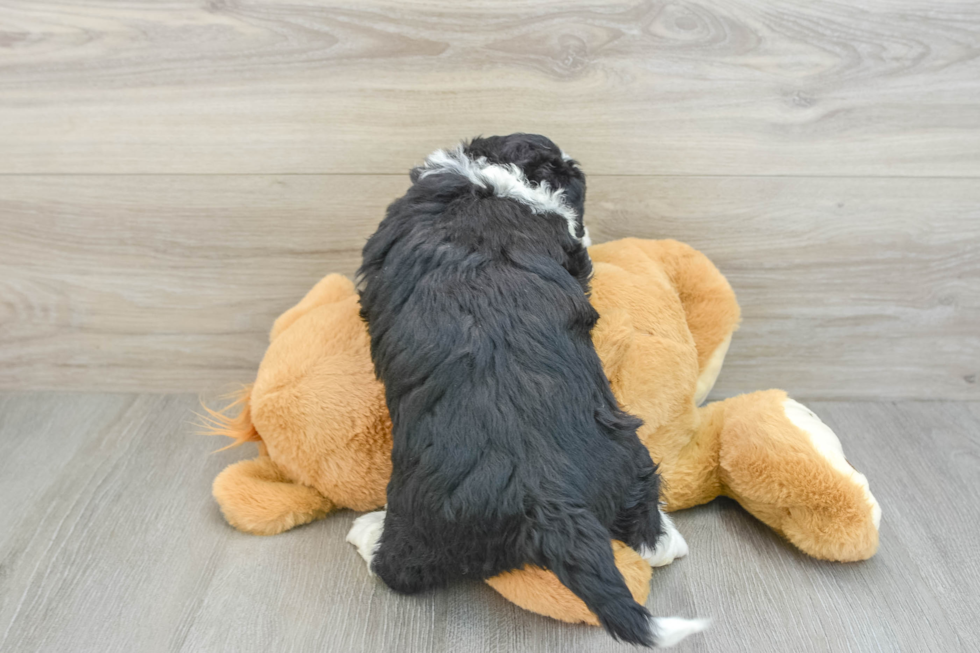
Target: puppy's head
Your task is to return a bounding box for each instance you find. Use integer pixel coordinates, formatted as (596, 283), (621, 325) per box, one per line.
(463, 134), (587, 243)
(409, 134), (592, 289)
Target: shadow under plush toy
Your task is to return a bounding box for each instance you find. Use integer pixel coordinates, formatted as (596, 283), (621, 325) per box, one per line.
(205, 237), (881, 626)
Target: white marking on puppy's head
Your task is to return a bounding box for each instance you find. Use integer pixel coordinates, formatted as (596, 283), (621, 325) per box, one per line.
(417, 145), (585, 242)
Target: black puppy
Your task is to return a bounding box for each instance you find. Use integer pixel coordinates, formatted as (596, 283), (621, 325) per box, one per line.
(348, 134), (706, 647)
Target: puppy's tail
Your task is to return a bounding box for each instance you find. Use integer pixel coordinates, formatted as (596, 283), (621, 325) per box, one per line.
(535, 508), (708, 647)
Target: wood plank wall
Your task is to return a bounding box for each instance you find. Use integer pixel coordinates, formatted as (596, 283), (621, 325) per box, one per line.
(1, 1), (978, 398)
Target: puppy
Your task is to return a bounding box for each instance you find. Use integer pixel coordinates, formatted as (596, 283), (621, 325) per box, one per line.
(349, 134), (706, 647)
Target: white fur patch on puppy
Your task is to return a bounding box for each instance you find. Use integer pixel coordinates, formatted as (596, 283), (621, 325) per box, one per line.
(782, 399), (882, 529)
(652, 617), (711, 647)
(346, 509), (386, 574)
(417, 145), (584, 242)
(640, 510), (689, 567)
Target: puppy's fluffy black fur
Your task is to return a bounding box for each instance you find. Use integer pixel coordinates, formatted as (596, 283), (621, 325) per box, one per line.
(358, 134), (665, 646)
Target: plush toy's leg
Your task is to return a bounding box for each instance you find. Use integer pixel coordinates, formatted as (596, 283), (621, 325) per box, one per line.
(708, 390), (881, 562)
(614, 239), (741, 405)
(212, 456), (335, 536)
(693, 334), (731, 406)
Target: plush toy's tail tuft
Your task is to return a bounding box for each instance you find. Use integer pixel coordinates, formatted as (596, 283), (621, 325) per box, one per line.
(197, 386), (261, 451)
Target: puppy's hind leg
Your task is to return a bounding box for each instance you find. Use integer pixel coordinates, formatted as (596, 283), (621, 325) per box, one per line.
(347, 509), (386, 573)
(611, 466), (689, 568)
(639, 510), (689, 568)
(350, 509), (452, 594)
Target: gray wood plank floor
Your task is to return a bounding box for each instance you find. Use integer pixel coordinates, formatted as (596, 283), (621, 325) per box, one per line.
(1, 393), (977, 652)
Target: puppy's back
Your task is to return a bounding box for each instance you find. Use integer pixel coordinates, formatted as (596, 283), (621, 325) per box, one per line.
(357, 137), (706, 647)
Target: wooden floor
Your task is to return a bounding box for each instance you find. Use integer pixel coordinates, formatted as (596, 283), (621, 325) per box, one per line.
(0, 393), (977, 653)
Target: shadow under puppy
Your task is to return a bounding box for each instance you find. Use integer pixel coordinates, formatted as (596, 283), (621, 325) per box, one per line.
(348, 134), (707, 647)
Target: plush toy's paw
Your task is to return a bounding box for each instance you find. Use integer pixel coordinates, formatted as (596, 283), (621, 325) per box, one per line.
(640, 511), (689, 567)
(212, 457), (335, 536)
(346, 510), (386, 574)
(715, 390), (881, 562)
(782, 399), (882, 530)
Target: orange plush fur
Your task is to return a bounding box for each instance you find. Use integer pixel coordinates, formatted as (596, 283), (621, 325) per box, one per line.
(207, 238), (880, 625)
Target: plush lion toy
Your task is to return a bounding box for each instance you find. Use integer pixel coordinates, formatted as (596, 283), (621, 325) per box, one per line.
(205, 237), (880, 626)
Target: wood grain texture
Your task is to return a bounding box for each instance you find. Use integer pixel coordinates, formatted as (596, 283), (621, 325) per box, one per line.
(2, 174), (977, 398)
(0, 174), (408, 393)
(1, 393), (979, 652)
(1, 1), (979, 175)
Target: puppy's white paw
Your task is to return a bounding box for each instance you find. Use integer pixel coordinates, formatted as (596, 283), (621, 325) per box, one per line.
(640, 511), (689, 568)
(346, 510), (385, 574)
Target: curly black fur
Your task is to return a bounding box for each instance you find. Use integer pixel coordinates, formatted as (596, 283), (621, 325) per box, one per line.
(357, 134), (665, 646)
